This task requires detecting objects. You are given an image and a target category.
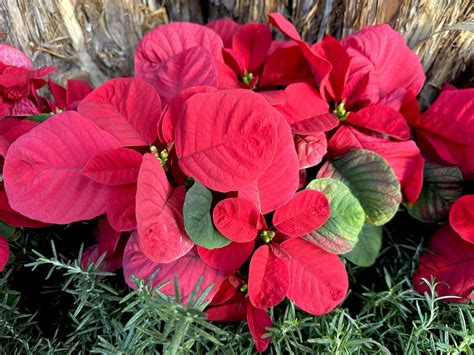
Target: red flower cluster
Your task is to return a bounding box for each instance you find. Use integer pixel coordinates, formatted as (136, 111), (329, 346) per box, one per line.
(412, 86), (474, 302)
(0, 44), (55, 117)
(0, 13), (472, 351)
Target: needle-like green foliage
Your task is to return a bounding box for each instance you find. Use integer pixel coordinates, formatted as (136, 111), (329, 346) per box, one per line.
(0, 223), (472, 354)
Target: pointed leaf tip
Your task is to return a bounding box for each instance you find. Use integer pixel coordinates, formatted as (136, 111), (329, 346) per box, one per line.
(246, 301), (272, 352)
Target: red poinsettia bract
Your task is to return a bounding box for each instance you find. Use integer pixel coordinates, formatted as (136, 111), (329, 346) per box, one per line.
(408, 86), (474, 179)
(268, 13), (426, 203)
(0, 13), (441, 352)
(413, 224), (474, 302)
(0, 43), (56, 118)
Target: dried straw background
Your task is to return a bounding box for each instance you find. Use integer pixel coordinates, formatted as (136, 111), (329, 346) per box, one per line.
(0, 0), (472, 106)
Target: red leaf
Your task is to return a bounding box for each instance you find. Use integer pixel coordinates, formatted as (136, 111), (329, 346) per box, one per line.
(259, 90), (286, 106)
(400, 90), (420, 123)
(206, 19), (240, 48)
(413, 224), (474, 302)
(0, 189), (45, 228)
(239, 111), (299, 214)
(295, 133), (327, 169)
(222, 47), (247, 76)
(96, 216), (121, 255)
(273, 190), (330, 237)
(281, 238), (348, 315)
(417, 132), (474, 180)
(6, 96), (39, 117)
(215, 59), (242, 90)
(260, 44), (315, 88)
(150, 46), (218, 104)
(48, 79), (67, 109)
(81, 147), (142, 186)
(81, 244), (123, 273)
(342, 70), (375, 107)
(3, 111), (121, 224)
(346, 104), (411, 140)
(197, 241), (255, 271)
(175, 89), (277, 192)
(66, 79), (93, 110)
(0, 118), (38, 157)
(158, 85), (216, 145)
(123, 232), (226, 303)
(342, 25), (425, 106)
(268, 13), (301, 41)
(328, 126), (424, 203)
(408, 88), (474, 178)
(299, 169), (307, 189)
(311, 35), (350, 102)
(275, 83), (338, 134)
(5, 96), (39, 117)
(206, 299), (247, 322)
(134, 22), (223, 82)
(210, 278), (239, 306)
(268, 13), (331, 90)
(233, 23), (272, 72)
(449, 195), (474, 244)
(213, 197), (261, 243)
(0, 44), (32, 69)
(78, 78), (161, 146)
(0, 236), (9, 271)
(246, 301), (272, 353)
(82, 217), (126, 273)
(136, 154), (193, 263)
(248, 245), (289, 308)
(107, 183), (137, 232)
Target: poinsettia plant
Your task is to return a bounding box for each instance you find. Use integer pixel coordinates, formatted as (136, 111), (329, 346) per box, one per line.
(411, 85), (474, 303)
(0, 12), (472, 352)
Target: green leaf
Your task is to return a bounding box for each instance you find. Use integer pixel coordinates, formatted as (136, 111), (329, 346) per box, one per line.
(0, 221), (16, 239)
(318, 149), (401, 226)
(343, 224), (383, 267)
(305, 178), (365, 254)
(183, 181), (231, 249)
(406, 161), (463, 223)
(25, 113), (52, 123)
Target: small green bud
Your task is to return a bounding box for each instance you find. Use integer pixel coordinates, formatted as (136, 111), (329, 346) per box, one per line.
(150, 146), (168, 170)
(242, 71), (253, 86)
(333, 100), (350, 121)
(239, 283), (248, 293)
(260, 230), (276, 243)
(159, 149), (168, 161)
(150, 145), (161, 161)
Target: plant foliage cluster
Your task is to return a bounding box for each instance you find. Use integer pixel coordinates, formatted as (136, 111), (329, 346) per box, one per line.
(0, 11), (472, 353)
